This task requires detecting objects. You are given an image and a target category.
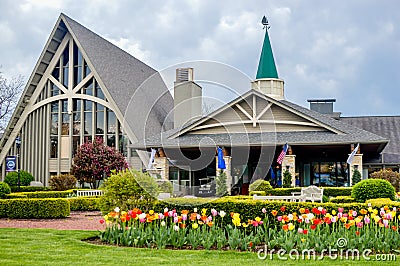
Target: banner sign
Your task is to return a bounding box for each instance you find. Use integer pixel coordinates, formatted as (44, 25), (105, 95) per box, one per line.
(6, 156), (17, 172)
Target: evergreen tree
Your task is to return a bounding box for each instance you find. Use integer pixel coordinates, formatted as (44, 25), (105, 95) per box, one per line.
(352, 169), (362, 186)
(215, 170), (228, 197)
(283, 170), (292, 188)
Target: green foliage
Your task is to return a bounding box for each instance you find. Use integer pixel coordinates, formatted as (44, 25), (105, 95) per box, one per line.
(323, 187), (352, 197)
(215, 170), (228, 197)
(269, 188), (301, 196)
(249, 179), (273, 192)
(249, 191), (266, 196)
(68, 197), (100, 211)
(153, 197), (370, 227)
(157, 180), (173, 194)
(99, 169), (159, 213)
(71, 137), (128, 189)
(365, 198), (400, 208)
(352, 179), (396, 202)
(0, 182), (11, 198)
(329, 196), (356, 203)
(352, 169), (362, 185)
(282, 170), (292, 188)
(9, 186), (50, 192)
(370, 169), (400, 191)
(0, 198), (70, 218)
(49, 174), (77, 191)
(4, 194), (27, 199)
(11, 190), (74, 198)
(4, 170), (34, 186)
(322, 195), (329, 203)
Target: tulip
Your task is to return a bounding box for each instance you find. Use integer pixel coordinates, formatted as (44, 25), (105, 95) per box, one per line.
(262, 208), (267, 214)
(277, 216), (283, 222)
(383, 219), (389, 228)
(161, 221), (166, 226)
(352, 211), (357, 217)
(211, 209), (218, 217)
(356, 222), (363, 228)
(173, 225), (179, 231)
(364, 216), (370, 224)
(114, 207), (120, 213)
(219, 210), (226, 218)
(338, 207), (344, 213)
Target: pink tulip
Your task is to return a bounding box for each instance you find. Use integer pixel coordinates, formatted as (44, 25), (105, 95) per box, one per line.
(158, 213), (164, 220)
(262, 208), (267, 214)
(337, 213), (343, 219)
(338, 207), (344, 213)
(173, 216), (178, 223)
(182, 214), (187, 221)
(277, 216), (282, 222)
(356, 222), (363, 228)
(364, 216), (370, 224)
(211, 209), (218, 216)
(352, 211), (357, 217)
(298, 228), (304, 234)
(383, 219), (389, 228)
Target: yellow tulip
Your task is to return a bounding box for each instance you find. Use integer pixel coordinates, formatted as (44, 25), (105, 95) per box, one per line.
(192, 223), (199, 229)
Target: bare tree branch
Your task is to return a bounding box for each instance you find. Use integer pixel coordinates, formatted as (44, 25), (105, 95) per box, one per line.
(0, 70), (24, 132)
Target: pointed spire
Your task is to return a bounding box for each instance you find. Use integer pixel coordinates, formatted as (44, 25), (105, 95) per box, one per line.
(256, 16), (278, 79)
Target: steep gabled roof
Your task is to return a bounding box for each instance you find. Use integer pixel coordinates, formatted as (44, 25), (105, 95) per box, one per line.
(256, 26), (278, 79)
(0, 14), (173, 150)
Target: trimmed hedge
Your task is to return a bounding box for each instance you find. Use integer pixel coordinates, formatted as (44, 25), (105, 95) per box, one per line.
(11, 190), (74, 198)
(151, 196), (374, 227)
(330, 196), (355, 203)
(249, 191), (266, 196)
(366, 198), (400, 208)
(68, 197), (101, 211)
(352, 179), (396, 202)
(0, 198), (70, 218)
(10, 186), (50, 193)
(323, 187), (352, 197)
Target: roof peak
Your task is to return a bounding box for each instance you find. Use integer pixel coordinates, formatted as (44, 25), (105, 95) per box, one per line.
(256, 16), (278, 79)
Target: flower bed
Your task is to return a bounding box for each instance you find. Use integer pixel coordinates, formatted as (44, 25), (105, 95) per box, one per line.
(99, 204), (400, 253)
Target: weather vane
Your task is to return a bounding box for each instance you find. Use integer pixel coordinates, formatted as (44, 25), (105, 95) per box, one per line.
(261, 15), (270, 30)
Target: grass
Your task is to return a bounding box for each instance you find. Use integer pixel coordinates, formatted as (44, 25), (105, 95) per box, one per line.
(0, 228), (398, 265)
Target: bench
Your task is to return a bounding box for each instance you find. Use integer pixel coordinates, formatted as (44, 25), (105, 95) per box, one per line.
(76, 190), (104, 197)
(252, 186), (324, 202)
(252, 194), (303, 202)
(291, 185), (324, 202)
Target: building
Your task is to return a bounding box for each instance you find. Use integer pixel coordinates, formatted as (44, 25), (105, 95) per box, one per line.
(0, 14), (397, 194)
(0, 14), (172, 184)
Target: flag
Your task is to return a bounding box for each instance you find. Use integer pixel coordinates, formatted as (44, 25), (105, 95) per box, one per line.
(269, 166), (276, 180)
(346, 143), (360, 164)
(276, 143), (288, 164)
(147, 148), (157, 169)
(217, 147), (226, 169)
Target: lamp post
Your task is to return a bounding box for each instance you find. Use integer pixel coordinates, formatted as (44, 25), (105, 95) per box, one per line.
(15, 136), (21, 192)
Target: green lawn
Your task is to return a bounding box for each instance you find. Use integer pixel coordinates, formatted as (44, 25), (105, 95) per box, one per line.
(0, 228), (398, 265)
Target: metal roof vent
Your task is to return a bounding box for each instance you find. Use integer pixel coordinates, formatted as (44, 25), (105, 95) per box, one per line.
(176, 68), (194, 82)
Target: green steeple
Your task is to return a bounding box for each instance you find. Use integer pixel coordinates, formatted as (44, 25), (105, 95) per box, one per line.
(256, 18), (278, 79)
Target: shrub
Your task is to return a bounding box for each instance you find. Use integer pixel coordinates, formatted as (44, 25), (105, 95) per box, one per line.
(249, 191), (266, 196)
(0, 182), (11, 198)
(71, 137), (128, 189)
(0, 198), (70, 218)
(12, 190), (74, 198)
(157, 180), (173, 194)
(68, 197), (100, 211)
(249, 179), (273, 192)
(330, 196), (355, 203)
(323, 187), (352, 197)
(352, 179), (396, 202)
(9, 186), (50, 193)
(365, 198), (400, 208)
(99, 169), (159, 213)
(370, 169), (400, 191)
(49, 174), (77, 191)
(4, 170), (34, 187)
(215, 170), (228, 197)
(282, 170), (292, 188)
(352, 169), (362, 185)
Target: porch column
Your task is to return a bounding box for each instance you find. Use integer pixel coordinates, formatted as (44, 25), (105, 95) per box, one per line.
(349, 154), (363, 185)
(282, 155), (296, 187)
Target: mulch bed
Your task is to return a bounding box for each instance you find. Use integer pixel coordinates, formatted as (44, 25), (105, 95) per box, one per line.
(0, 211), (106, 231)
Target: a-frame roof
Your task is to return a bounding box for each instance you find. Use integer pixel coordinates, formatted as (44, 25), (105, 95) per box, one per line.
(0, 13), (173, 148)
(133, 89), (388, 150)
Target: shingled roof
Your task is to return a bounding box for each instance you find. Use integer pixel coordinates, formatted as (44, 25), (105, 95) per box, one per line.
(341, 116), (400, 164)
(132, 90), (388, 149)
(0, 14), (173, 149)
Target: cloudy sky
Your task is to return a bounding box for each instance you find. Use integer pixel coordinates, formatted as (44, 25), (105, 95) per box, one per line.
(1, 0), (399, 116)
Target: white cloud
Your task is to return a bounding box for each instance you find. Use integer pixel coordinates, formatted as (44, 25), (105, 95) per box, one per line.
(20, 0), (64, 12)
